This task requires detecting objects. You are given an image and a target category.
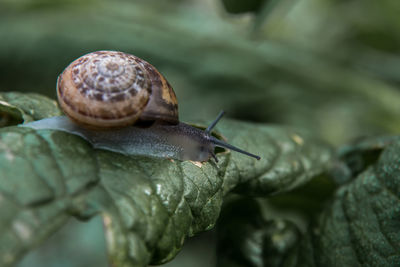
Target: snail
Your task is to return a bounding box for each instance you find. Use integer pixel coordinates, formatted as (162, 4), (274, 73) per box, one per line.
(23, 51), (260, 162)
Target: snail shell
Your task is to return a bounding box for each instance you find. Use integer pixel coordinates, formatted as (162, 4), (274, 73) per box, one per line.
(57, 51), (178, 129)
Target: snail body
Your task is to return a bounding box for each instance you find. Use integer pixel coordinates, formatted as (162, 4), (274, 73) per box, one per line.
(25, 116), (217, 161)
(23, 51), (260, 162)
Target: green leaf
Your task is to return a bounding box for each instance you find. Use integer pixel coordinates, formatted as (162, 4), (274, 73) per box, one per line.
(288, 136), (400, 266)
(0, 92), (61, 125)
(0, 93), (332, 266)
(216, 196), (301, 267)
(216, 173), (337, 267)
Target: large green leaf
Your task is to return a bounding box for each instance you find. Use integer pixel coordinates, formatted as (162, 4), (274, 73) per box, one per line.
(0, 93), (332, 266)
(215, 136), (400, 267)
(281, 136), (400, 266)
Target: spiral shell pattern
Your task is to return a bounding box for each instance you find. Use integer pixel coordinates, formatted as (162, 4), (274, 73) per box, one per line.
(57, 51), (157, 129)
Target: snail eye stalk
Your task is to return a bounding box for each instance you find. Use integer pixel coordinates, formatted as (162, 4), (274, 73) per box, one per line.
(205, 111), (261, 160)
(206, 110), (225, 133)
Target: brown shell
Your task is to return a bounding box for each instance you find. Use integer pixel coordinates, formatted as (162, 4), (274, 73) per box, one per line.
(57, 50), (179, 129)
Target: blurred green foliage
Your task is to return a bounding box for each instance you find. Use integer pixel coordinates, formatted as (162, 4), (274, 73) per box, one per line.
(1, 0), (400, 146)
(1, 0), (400, 266)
